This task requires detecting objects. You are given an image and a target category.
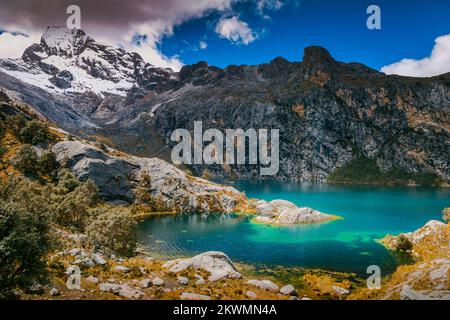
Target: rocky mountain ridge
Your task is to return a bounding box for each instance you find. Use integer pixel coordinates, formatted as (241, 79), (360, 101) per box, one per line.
(0, 27), (448, 184)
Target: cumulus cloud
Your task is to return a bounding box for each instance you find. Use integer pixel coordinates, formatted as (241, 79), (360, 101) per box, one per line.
(0, 0), (234, 70)
(215, 16), (258, 45)
(199, 41), (208, 50)
(0, 31), (40, 59)
(381, 34), (450, 77)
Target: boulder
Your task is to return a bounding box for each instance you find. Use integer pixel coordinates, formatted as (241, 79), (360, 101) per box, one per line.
(253, 199), (336, 224)
(113, 266), (131, 273)
(140, 279), (152, 288)
(99, 283), (144, 299)
(163, 251), (241, 282)
(177, 276), (189, 285)
(247, 279), (279, 292)
(180, 292), (211, 300)
(332, 285), (349, 295)
(400, 286), (432, 300)
(280, 284), (296, 296)
(152, 277), (165, 286)
(91, 253), (107, 265)
(49, 288), (60, 296)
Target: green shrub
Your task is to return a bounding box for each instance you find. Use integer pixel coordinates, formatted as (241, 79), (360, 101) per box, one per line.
(327, 156), (442, 186)
(38, 150), (58, 177)
(442, 208), (450, 223)
(11, 145), (38, 176)
(6, 114), (27, 136)
(0, 177), (53, 298)
(395, 235), (413, 252)
(56, 169), (80, 192)
(86, 206), (137, 257)
(50, 171), (99, 230)
(19, 120), (50, 145)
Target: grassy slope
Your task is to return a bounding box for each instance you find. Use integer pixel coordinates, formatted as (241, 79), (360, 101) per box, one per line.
(327, 156), (443, 186)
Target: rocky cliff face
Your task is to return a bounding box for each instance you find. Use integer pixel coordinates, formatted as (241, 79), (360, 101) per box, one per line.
(123, 46), (449, 183)
(1, 28), (448, 184)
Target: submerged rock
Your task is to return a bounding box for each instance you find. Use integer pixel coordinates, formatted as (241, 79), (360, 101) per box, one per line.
(163, 251), (241, 282)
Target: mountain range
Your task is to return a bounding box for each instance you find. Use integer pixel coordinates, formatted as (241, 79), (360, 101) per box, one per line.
(0, 26), (448, 184)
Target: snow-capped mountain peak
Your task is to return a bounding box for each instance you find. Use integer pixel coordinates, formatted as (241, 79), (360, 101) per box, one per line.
(40, 26), (92, 58)
(0, 26), (177, 97)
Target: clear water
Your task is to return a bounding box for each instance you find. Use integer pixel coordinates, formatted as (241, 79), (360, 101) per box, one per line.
(137, 181), (449, 276)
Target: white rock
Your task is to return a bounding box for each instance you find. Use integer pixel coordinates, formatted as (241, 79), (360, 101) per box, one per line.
(152, 277), (164, 286)
(91, 253), (107, 265)
(163, 251), (241, 282)
(113, 266), (131, 273)
(246, 291), (257, 299)
(280, 284), (296, 295)
(140, 279), (152, 288)
(86, 276), (99, 284)
(180, 292), (211, 300)
(99, 283), (144, 299)
(118, 285), (144, 299)
(177, 276), (189, 285)
(99, 283), (121, 293)
(247, 279), (279, 292)
(332, 286), (349, 295)
(49, 288), (60, 296)
(400, 285), (432, 300)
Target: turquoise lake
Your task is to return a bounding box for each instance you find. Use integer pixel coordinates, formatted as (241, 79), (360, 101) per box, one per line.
(137, 181), (449, 276)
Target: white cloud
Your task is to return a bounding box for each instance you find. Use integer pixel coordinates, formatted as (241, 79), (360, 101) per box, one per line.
(199, 41), (208, 50)
(0, 0), (235, 71)
(131, 40), (184, 71)
(257, 0), (284, 18)
(215, 16), (258, 45)
(0, 32), (40, 59)
(381, 34), (450, 77)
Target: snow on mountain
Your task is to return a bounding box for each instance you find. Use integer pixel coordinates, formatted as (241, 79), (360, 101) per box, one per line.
(0, 26), (177, 97)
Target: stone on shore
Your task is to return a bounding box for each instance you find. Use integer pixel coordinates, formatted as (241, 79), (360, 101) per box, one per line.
(247, 279), (279, 292)
(163, 251), (241, 282)
(180, 292), (211, 300)
(280, 284), (296, 295)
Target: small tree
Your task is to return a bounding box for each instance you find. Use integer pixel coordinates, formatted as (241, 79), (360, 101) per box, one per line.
(51, 172), (99, 230)
(0, 178), (53, 298)
(19, 120), (50, 145)
(395, 234), (413, 252)
(11, 144), (38, 176)
(38, 150), (58, 177)
(86, 206), (137, 257)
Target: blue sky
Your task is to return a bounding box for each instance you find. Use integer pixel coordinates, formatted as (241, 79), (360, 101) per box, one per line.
(0, 0), (449, 76)
(159, 0), (450, 71)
